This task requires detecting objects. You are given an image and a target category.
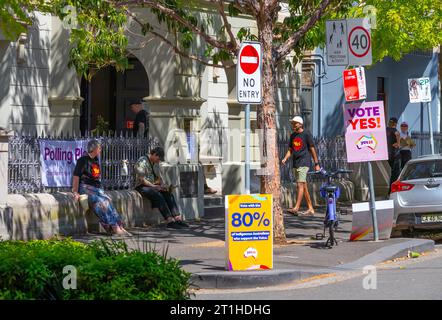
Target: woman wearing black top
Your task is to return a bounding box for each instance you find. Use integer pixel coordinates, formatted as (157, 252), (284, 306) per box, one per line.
(72, 139), (129, 236)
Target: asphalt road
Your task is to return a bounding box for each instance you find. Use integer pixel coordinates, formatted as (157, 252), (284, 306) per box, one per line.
(193, 245), (442, 300)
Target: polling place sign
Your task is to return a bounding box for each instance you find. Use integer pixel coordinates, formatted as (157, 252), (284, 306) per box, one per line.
(226, 194), (273, 271)
(343, 101), (388, 163)
(39, 139), (88, 187)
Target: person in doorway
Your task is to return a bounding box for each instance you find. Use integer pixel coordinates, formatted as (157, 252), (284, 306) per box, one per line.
(281, 116), (320, 216)
(129, 99), (149, 137)
(387, 117), (401, 192)
(399, 121), (415, 170)
(134, 146), (189, 229)
(72, 139), (130, 236)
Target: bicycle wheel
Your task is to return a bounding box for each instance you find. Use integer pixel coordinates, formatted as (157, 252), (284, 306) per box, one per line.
(329, 224), (337, 246)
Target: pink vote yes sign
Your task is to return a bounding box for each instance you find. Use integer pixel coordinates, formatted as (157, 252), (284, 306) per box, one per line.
(343, 101), (388, 163)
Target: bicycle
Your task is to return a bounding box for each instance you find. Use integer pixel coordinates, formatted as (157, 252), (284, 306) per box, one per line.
(308, 168), (352, 248)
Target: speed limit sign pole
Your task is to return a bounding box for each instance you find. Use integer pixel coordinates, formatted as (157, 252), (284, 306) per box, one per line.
(236, 41), (263, 194)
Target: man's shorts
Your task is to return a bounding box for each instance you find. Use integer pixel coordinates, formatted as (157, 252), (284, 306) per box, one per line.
(292, 166), (309, 183)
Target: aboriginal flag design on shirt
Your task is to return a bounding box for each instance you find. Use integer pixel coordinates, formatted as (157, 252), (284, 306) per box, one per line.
(288, 131), (315, 168)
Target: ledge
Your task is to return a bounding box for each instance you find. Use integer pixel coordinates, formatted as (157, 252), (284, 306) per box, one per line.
(143, 96), (206, 106)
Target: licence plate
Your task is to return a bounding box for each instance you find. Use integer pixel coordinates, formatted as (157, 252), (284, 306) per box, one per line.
(421, 214), (442, 223)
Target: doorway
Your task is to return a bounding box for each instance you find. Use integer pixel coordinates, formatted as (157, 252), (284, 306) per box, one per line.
(80, 57), (149, 135)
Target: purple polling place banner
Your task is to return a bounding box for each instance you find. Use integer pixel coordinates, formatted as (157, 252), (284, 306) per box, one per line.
(343, 101), (388, 163)
(39, 140), (88, 187)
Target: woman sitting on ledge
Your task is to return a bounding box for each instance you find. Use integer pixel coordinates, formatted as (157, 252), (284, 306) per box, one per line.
(72, 139), (130, 236)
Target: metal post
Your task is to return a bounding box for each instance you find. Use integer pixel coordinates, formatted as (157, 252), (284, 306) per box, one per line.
(367, 161), (379, 241)
(428, 102), (435, 155)
(245, 103), (251, 194)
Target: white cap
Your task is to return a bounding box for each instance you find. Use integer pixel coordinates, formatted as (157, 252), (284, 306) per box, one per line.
(290, 116), (303, 124)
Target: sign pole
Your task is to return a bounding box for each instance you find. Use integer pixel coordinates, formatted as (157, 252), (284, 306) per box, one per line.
(245, 103), (251, 194)
(367, 161), (379, 241)
(428, 102), (435, 155)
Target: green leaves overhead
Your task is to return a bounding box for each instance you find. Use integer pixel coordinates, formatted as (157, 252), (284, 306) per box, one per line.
(1, 0), (440, 77)
(51, 0), (129, 79)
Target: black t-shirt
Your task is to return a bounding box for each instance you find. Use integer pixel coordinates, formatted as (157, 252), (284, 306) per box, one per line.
(386, 127), (400, 160)
(73, 155), (102, 188)
(133, 110), (148, 137)
(288, 130), (315, 168)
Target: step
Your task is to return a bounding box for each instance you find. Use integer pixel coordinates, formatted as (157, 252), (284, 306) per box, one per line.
(203, 195), (224, 207)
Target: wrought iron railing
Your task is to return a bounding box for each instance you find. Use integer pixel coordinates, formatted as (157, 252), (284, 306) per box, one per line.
(410, 131), (442, 158)
(278, 135), (349, 183)
(8, 132), (159, 194)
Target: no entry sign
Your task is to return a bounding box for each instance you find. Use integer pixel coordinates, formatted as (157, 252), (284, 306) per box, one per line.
(237, 42), (262, 104)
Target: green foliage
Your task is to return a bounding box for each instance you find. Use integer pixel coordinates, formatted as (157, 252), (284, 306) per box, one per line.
(348, 0), (442, 62)
(0, 238), (191, 300)
(0, 0), (51, 39)
(90, 115), (111, 136)
(1, 0), (440, 77)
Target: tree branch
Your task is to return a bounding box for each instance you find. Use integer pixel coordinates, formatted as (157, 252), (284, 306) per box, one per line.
(124, 8), (233, 69)
(147, 29), (234, 68)
(275, 0), (334, 63)
(111, 0), (233, 52)
(211, 0), (239, 53)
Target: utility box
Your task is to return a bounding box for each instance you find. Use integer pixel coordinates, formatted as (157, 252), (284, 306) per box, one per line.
(350, 200), (394, 241)
(160, 163), (204, 220)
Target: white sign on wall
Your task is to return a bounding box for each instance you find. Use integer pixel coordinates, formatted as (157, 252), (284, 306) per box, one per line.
(236, 41), (262, 104)
(408, 77), (431, 103)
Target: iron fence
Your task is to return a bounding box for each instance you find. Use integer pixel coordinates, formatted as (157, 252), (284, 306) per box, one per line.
(8, 132), (159, 194)
(410, 131), (442, 158)
(278, 135), (349, 184)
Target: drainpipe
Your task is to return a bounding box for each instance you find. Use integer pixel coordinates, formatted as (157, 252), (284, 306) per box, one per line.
(303, 54), (326, 136)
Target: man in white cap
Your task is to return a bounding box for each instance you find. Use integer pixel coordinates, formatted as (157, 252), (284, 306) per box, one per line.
(281, 116), (320, 216)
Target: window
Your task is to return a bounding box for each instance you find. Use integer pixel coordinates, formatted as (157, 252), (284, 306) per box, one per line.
(376, 77), (387, 113)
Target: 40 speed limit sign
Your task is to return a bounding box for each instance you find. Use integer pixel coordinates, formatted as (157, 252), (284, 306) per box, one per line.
(225, 194), (273, 271)
(347, 18), (372, 66)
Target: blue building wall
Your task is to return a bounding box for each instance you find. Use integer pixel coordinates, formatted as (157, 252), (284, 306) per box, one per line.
(310, 48), (440, 137)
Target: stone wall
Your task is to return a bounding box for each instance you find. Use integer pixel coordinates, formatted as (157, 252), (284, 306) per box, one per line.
(0, 191), (163, 240)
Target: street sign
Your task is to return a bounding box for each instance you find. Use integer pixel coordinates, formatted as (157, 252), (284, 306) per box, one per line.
(226, 194), (273, 271)
(408, 77), (431, 103)
(347, 19), (372, 66)
(343, 101), (388, 163)
(343, 67), (367, 101)
(237, 42), (262, 104)
(326, 19), (349, 66)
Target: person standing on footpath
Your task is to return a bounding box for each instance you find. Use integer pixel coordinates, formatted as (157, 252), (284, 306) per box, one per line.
(399, 121), (415, 170)
(281, 116), (320, 216)
(387, 117), (401, 192)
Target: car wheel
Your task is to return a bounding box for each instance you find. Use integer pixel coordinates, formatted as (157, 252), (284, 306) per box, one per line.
(390, 229), (403, 238)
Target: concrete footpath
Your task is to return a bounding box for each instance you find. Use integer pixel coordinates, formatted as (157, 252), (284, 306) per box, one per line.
(73, 207), (435, 290)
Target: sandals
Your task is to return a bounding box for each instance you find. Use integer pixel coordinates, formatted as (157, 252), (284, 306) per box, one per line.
(299, 210), (315, 217)
(286, 208), (299, 215)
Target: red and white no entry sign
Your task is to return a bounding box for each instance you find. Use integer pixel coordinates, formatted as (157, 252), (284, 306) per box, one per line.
(240, 45), (260, 75)
(237, 42), (262, 104)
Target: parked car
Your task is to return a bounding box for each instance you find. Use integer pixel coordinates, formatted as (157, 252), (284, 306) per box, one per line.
(390, 154), (442, 236)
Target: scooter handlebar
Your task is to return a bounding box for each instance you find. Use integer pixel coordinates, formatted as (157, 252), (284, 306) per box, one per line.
(307, 168), (352, 176)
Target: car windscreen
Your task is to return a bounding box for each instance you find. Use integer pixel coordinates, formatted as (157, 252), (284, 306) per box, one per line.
(401, 159), (442, 180)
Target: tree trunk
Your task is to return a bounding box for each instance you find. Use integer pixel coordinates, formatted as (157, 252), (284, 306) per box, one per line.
(257, 10), (286, 244)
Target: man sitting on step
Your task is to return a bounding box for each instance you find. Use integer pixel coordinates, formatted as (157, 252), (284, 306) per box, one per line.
(134, 147), (189, 229)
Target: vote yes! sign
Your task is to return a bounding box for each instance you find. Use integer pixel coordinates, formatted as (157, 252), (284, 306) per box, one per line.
(343, 101), (388, 163)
